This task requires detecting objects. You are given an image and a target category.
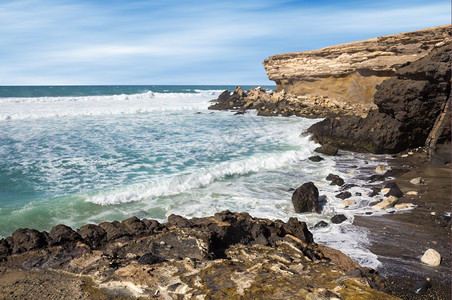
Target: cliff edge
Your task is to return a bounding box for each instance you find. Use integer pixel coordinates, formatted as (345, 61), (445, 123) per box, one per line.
(263, 25), (450, 105)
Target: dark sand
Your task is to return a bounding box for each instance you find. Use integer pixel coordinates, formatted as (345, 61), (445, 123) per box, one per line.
(354, 152), (451, 299)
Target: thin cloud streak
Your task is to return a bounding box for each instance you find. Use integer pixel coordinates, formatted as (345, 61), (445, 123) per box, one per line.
(0, 0), (449, 85)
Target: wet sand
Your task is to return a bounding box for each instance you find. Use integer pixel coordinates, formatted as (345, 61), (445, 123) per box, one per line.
(354, 152), (451, 299)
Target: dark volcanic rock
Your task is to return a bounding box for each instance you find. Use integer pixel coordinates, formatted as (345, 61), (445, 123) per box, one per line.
(11, 228), (48, 254)
(369, 187), (381, 197)
(315, 144), (338, 156)
(283, 217), (314, 243)
(138, 253), (166, 265)
(0, 211), (393, 299)
(49, 224), (81, 246)
(313, 221), (329, 229)
(77, 224), (107, 249)
(308, 43), (451, 154)
(291, 182), (322, 213)
(383, 182), (404, 198)
(308, 155), (324, 162)
(368, 174), (386, 182)
(331, 214), (348, 224)
(326, 174), (344, 186)
(98, 221), (130, 242)
(336, 191), (352, 200)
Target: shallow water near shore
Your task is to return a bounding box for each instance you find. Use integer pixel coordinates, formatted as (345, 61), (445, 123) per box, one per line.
(0, 85), (396, 269)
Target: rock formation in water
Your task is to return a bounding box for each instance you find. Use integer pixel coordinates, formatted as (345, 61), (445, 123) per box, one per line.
(308, 41), (451, 155)
(209, 25), (451, 157)
(0, 211), (395, 299)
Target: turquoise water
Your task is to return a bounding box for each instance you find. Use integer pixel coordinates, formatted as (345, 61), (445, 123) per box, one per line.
(0, 85), (388, 268)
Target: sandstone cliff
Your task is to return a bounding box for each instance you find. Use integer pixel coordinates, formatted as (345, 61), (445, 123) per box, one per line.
(308, 41), (451, 155)
(263, 25), (450, 105)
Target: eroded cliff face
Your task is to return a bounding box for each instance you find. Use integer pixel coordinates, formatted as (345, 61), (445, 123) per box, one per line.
(263, 25), (450, 104)
(308, 42), (451, 154)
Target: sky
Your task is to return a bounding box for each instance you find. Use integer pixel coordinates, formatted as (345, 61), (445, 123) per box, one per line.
(0, 0), (450, 85)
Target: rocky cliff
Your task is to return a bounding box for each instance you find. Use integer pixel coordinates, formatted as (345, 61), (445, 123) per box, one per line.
(0, 211), (395, 299)
(209, 25), (451, 156)
(308, 41), (451, 155)
(263, 25), (450, 105)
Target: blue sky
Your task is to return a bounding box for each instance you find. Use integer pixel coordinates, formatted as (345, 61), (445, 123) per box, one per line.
(0, 0), (450, 85)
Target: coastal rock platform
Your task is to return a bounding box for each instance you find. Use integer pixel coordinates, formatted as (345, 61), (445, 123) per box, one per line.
(0, 211), (394, 299)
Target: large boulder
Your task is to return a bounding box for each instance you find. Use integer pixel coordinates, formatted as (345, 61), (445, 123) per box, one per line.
(292, 182), (322, 213)
(11, 228), (48, 254)
(49, 224), (81, 245)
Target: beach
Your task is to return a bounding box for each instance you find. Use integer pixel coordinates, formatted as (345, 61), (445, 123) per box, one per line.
(354, 152), (451, 299)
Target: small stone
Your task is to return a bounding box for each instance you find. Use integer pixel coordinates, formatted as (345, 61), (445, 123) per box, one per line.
(313, 221), (329, 229)
(370, 157), (377, 161)
(381, 188), (390, 194)
(394, 203), (416, 209)
(410, 177), (424, 185)
(407, 191), (418, 196)
(342, 199), (356, 208)
(331, 214), (347, 224)
(308, 155), (324, 162)
(431, 212), (436, 216)
(420, 249), (441, 266)
(408, 151), (414, 155)
(326, 174), (344, 186)
(413, 278), (432, 294)
(383, 182), (404, 198)
(372, 196), (398, 210)
(401, 154), (409, 158)
(375, 165), (387, 173)
(335, 191), (352, 200)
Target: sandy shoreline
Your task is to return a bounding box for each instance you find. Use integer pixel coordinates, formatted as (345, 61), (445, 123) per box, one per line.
(354, 151), (451, 299)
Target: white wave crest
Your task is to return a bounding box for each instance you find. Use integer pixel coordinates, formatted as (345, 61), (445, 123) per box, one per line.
(86, 148), (312, 205)
(0, 90), (222, 120)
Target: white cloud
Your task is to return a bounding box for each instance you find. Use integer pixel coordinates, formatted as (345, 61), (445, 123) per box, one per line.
(0, 0), (449, 85)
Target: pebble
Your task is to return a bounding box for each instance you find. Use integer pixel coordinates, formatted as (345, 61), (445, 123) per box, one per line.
(401, 154), (409, 158)
(421, 249), (441, 266)
(381, 188), (390, 194)
(342, 199), (356, 208)
(375, 165), (387, 173)
(431, 212), (436, 216)
(410, 177), (424, 185)
(372, 196), (398, 210)
(407, 191), (418, 196)
(394, 203), (416, 209)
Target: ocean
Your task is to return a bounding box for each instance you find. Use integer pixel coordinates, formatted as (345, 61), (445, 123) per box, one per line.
(0, 85), (392, 268)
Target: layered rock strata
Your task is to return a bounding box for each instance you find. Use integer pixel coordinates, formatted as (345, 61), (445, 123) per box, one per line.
(0, 211), (396, 299)
(263, 25), (450, 105)
(308, 42), (451, 154)
(209, 25), (451, 156)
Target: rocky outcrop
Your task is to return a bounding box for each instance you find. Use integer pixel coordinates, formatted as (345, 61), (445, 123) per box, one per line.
(263, 25), (450, 105)
(208, 86), (373, 118)
(308, 41), (451, 154)
(291, 182), (322, 213)
(210, 26), (451, 155)
(0, 211), (395, 299)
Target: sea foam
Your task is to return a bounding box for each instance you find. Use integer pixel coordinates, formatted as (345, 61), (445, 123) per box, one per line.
(0, 90), (220, 120)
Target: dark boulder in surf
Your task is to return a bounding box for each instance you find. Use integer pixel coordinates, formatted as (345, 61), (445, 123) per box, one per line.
(292, 182), (322, 213)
